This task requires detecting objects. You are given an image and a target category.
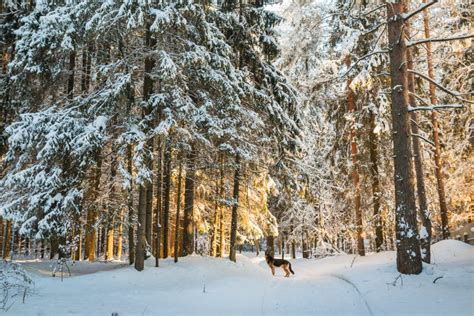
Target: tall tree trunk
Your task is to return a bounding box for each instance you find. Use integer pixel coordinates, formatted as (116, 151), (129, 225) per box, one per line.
(229, 155), (240, 262)
(126, 80), (135, 265)
(135, 20), (156, 271)
(174, 161), (183, 262)
(106, 142), (118, 261)
(218, 156), (225, 257)
(135, 185), (147, 271)
(86, 155), (102, 261)
(116, 209), (124, 260)
(0, 217), (3, 258)
(127, 143), (135, 265)
(162, 139), (172, 258)
(405, 10), (432, 263)
(155, 142), (163, 267)
(345, 56), (365, 257)
(422, 3), (449, 239)
(182, 148), (196, 256)
(67, 51), (75, 99)
(386, 2), (422, 274)
(3, 220), (11, 259)
(211, 173), (219, 257)
(369, 112), (383, 252)
(145, 138), (154, 247)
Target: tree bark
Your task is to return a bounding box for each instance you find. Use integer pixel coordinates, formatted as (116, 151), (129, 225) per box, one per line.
(162, 139), (172, 258)
(369, 112), (383, 252)
(345, 56), (365, 257)
(218, 155), (225, 257)
(405, 10), (432, 263)
(182, 148), (196, 256)
(422, 3), (449, 239)
(67, 51), (75, 99)
(3, 220), (11, 259)
(266, 235), (274, 257)
(127, 143), (135, 265)
(229, 155), (240, 262)
(135, 184), (147, 271)
(387, 2), (422, 274)
(211, 172), (220, 257)
(154, 142), (163, 266)
(174, 161), (183, 262)
(86, 156), (102, 262)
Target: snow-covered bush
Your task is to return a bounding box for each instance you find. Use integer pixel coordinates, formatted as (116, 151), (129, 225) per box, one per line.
(0, 262), (34, 311)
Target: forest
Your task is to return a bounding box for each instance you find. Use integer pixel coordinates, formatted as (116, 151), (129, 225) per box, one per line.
(0, 0), (472, 315)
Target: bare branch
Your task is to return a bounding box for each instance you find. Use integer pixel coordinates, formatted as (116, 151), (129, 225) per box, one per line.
(365, 22), (386, 35)
(412, 133), (435, 147)
(408, 104), (464, 112)
(408, 70), (474, 104)
(407, 34), (474, 47)
(402, 0), (438, 21)
(340, 50), (389, 77)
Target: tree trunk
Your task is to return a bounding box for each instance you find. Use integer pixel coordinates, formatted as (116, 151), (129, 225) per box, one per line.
(127, 143), (135, 265)
(229, 155), (240, 262)
(162, 139), (172, 258)
(116, 209), (124, 260)
(67, 51), (75, 99)
(86, 156), (102, 262)
(155, 142), (163, 267)
(211, 173), (219, 257)
(369, 112), (383, 252)
(145, 138), (154, 247)
(266, 235), (274, 257)
(106, 143), (118, 261)
(345, 56), (365, 257)
(387, 2), (422, 274)
(174, 161), (183, 262)
(135, 185), (147, 271)
(422, 4), (449, 239)
(182, 148), (196, 256)
(3, 220), (11, 259)
(218, 155), (225, 257)
(405, 10), (432, 263)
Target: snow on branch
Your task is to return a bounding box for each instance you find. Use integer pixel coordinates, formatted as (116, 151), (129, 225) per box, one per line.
(341, 50), (389, 77)
(408, 104), (463, 112)
(402, 0), (438, 21)
(407, 34), (474, 47)
(408, 70), (474, 104)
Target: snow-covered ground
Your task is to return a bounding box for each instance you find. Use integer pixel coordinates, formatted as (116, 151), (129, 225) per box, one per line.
(6, 240), (474, 315)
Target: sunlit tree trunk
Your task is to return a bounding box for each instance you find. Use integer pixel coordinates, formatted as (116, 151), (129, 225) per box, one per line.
(387, 2), (422, 274)
(422, 3), (449, 239)
(174, 161), (183, 262)
(218, 156), (225, 257)
(183, 148), (196, 256)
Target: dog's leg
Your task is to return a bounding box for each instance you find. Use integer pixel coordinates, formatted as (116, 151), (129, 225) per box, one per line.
(271, 265), (275, 276)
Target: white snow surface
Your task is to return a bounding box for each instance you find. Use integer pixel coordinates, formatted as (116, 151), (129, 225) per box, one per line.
(7, 240), (474, 315)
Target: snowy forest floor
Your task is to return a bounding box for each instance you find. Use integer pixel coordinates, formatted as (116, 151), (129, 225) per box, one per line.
(7, 240), (473, 316)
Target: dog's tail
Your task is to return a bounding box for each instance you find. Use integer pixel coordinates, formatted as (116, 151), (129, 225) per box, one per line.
(289, 262), (295, 275)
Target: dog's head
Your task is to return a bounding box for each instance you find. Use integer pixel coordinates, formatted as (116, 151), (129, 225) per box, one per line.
(265, 248), (272, 259)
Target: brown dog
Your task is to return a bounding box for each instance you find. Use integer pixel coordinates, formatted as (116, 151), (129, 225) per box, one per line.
(265, 249), (295, 277)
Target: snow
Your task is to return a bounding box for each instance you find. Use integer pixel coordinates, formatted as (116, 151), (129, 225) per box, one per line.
(7, 240), (473, 315)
